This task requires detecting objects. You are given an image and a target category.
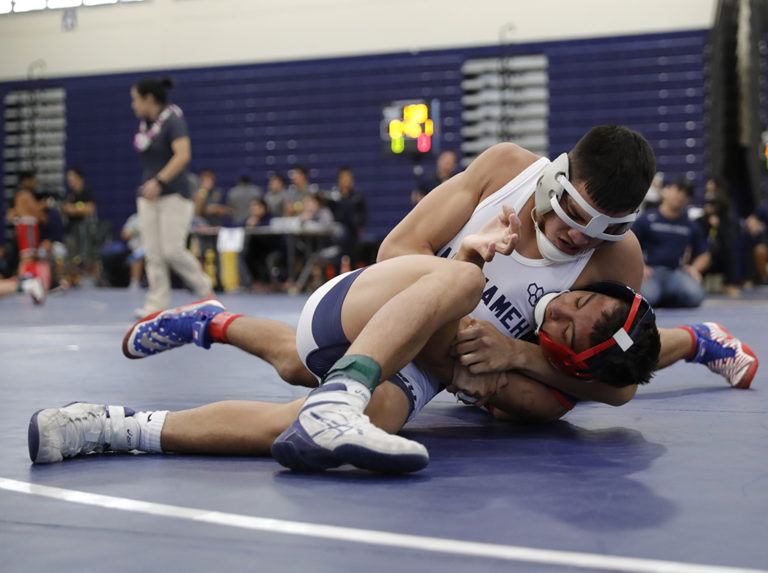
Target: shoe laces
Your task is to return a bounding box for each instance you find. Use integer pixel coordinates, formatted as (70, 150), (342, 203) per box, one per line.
(61, 409), (108, 457)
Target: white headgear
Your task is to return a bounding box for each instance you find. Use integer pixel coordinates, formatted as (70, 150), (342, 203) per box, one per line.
(534, 153), (638, 243)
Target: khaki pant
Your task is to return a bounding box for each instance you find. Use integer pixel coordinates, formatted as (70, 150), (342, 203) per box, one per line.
(137, 194), (211, 312)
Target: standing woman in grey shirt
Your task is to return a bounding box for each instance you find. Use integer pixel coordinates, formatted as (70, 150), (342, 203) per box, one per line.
(131, 77), (212, 315)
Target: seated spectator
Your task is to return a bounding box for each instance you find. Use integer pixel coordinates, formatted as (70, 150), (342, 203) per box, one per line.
(699, 177), (740, 296)
(326, 166), (367, 266)
(300, 193), (335, 229)
(284, 166), (318, 215)
(0, 274), (45, 304)
(264, 173), (287, 217)
(745, 200), (768, 285)
(7, 171), (65, 289)
(240, 198), (277, 290)
(633, 178), (710, 308)
(0, 231), (43, 303)
(62, 167), (98, 274)
(226, 170), (262, 224)
(122, 213), (145, 290)
(411, 149), (458, 206)
(194, 169), (230, 226)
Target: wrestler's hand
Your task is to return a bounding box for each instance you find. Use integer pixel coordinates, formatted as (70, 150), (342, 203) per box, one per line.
(446, 363), (508, 406)
(457, 205), (520, 264)
(454, 317), (523, 373)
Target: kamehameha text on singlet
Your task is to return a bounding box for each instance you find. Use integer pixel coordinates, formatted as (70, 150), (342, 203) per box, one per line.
(438, 246), (531, 339)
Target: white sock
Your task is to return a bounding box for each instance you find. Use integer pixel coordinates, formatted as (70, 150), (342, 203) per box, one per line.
(134, 410), (169, 453)
(105, 406), (140, 451)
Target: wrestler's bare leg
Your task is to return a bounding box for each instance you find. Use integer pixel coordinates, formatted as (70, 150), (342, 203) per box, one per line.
(339, 255), (485, 379)
(657, 327), (694, 368)
(159, 255), (478, 456)
(225, 317), (316, 387)
(178, 255), (482, 389)
(159, 382), (411, 455)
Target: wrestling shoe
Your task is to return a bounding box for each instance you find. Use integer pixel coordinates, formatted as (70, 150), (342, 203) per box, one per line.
(28, 403), (136, 464)
(684, 323), (759, 389)
(122, 299), (225, 359)
(271, 382), (429, 473)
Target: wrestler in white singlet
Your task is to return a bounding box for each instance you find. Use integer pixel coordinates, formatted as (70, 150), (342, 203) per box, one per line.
(297, 157), (595, 420)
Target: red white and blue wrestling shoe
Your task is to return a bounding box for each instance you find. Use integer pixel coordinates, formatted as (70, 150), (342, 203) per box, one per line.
(684, 323), (759, 389)
(271, 382), (429, 474)
(122, 299), (225, 359)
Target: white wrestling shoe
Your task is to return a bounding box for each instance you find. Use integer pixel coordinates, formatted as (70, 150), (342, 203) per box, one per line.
(271, 382), (429, 473)
(684, 323), (759, 389)
(28, 403), (136, 464)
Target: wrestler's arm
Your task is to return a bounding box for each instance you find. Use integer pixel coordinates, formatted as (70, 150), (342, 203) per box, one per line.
(451, 335), (636, 408)
(447, 365), (569, 423)
(503, 339), (638, 406)
(378, 143), (537, 261)
(487, 371), (570, 423)
(454, 236), (645, 406)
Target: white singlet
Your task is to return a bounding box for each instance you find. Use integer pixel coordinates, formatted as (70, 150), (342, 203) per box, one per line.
(437, 157), (594, 341)
(295, 157), (595, 422)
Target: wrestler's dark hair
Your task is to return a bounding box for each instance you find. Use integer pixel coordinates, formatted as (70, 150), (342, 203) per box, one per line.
(588, 299), (660, 387)
(133, 76), (174, 105)
(569, 125), (656, 214)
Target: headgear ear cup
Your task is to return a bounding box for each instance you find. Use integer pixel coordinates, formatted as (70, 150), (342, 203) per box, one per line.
(534, 153), (570, 218)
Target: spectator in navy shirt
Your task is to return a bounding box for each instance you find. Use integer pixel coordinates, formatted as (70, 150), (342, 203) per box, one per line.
(327, 167), (367, 265)
(633, 179), (710, 308)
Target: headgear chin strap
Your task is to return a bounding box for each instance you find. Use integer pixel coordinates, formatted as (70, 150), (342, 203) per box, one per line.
(531, 210), (586, 263)
(534, 282), (654, 379)
(534, 153), (639, 242)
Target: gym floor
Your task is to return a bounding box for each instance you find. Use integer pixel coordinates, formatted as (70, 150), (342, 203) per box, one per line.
(1, 288), (766, 573)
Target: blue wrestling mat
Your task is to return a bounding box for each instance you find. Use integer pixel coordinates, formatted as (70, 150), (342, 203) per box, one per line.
(0, 287), (766, 573)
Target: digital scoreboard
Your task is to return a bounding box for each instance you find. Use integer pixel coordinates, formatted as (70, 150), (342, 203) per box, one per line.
(381, 99), (439, 155)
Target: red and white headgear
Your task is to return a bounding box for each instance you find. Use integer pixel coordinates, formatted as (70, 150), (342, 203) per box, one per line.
(534, 282), (654, 379)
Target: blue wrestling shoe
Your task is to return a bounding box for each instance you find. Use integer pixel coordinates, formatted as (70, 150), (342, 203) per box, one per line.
(271, 382), (429, 473)
(684, 323), (759, 389)
(122, 299), (225, 359)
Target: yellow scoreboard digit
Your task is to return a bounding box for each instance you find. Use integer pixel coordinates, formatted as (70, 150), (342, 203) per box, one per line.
(382, 99), (439, 155)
